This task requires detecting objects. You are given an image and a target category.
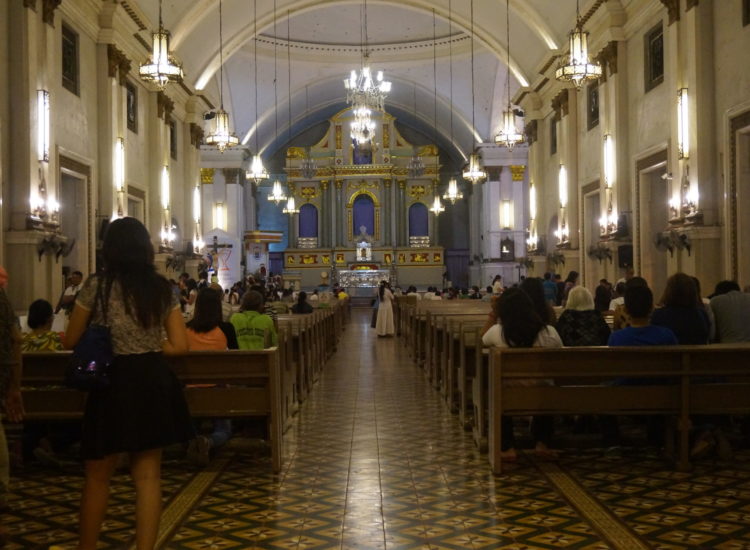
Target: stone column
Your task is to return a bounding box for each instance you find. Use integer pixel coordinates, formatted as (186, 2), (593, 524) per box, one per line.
(320, 180), (329, 248)
(335, 179), (344, 247)
(397, 179), (407, 247)
(382, 178), (391, 245)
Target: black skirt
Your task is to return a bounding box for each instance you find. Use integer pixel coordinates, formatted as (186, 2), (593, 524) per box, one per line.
(81, 352), (194, 460)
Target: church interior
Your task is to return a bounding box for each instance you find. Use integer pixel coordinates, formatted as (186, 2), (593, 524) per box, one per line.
(2, 0), (750, 548)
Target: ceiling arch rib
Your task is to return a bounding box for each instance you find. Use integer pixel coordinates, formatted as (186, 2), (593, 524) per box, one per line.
(187, 0), (531, 91)
(243, 74), (482, 162)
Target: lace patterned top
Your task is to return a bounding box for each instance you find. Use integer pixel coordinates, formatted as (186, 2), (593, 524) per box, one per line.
(76, 275), (179, 355)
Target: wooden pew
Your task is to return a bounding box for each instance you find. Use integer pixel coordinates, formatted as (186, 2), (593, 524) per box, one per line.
(21, 347), (285, 473)
(486, 345), (750, 474)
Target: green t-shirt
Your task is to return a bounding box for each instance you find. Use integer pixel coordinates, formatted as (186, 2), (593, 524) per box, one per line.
(230, 310), (277, 350)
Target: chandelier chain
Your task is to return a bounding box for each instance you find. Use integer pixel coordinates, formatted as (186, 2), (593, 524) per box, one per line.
(274, 0), (278, 143)
(506, 0), (511, 108)
(448, 0), (454, 149)
(287, 10), (292, 145)
(470, 0), (476, 148)
(432, 8), (438, 169)
(253, 0), (259, 152)
(218, 0), (224, 108)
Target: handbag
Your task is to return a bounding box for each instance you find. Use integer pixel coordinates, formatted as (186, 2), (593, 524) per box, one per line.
(65, 281), (114, 391)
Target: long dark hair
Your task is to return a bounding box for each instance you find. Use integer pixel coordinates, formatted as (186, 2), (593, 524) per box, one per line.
(496, 288), (545, 348)
(520, 277), (555, 325)
(660, 272), (700, 307)
(379, 281), (387, 300)
(186, 288), (223, 333)
(100, 217), (171, 328)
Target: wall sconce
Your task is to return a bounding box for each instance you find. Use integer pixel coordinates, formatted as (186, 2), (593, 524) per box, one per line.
(37, 90), (50, 163)
(599, 213), (608, 235)
(669, 196), (681, 221)
(677, 88), (689, 159)
(160, 165), (173, 245)
(500, 200), (513, 229)
(214, 202), (227, 230)
(193, 185), (204, 252)
(603, 134), (615, 188)
(558, 164), (568, 208)
(114, 138), (125, 218)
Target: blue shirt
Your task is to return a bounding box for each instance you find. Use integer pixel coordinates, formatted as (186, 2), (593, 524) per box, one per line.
(542, 280), (558, 304)
(608, 325), (678, 347)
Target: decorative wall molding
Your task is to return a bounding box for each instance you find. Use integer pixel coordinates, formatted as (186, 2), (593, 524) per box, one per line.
(525, 120), (538, 145)
(510, 165), (526, 182)
(200, 168), (214, 184)
(106, 44), (131, 86)
(23, 0), (37, 11)
(686, 0), (699, 11)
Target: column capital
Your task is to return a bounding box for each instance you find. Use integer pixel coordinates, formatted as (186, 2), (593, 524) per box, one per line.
(190, 123), (204, 149)
(551, 89), (569, 118)
(23, 0), (36, 11)
(686, 0), (699, 10)
(320, 179), (329, 190)
(335, 179), (344, 189)
(157, 91), (174, 123)
(200, 168), (214, 184)
(659, 0), (680, 25)
(510, 165), (526, 182)
(42, 0), (62, 26)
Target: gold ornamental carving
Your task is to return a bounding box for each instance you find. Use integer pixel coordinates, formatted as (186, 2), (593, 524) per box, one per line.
(320, 180), (329, 191)
(398, 179), (406, 189)
(510, 165), (526, 182)
(335, 179), (343, 189)
(382, 124), (390, 148)
(408, 185), (427, 201)
(335, 125), (343, 149)
(300, 186), (319, 201)
(200, 168), (214, 184)
(286, 147), (305, 159)
(383, 178), (392, 188)
(347, 179), (379, 193)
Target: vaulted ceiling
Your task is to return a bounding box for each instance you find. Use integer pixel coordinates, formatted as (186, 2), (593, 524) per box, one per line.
(129, 0), (593, 160)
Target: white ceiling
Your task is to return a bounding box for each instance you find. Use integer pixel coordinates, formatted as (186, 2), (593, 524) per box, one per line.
(132, 0), (588, 159)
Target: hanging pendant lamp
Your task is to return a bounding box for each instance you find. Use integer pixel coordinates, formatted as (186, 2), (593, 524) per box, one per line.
(430, 194), (445, 215)
(555, 0), (602, 89)
(205, 0), (239, 153)
(494, 0), (525, 150)
(442, 177), (463, 204)
(282, 196), (299, 214)
(463, 0), (487, 183)
(139, 0), (183, 89)
(246, 0), (269, 183)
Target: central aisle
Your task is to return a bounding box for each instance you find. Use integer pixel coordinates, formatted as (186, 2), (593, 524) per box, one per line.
(174, 308), (616, 549)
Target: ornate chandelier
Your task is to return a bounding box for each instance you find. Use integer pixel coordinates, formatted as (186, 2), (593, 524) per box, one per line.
(344, 0), (391, 143)
(268, 180), (288, 204)
(555, 0), (602, 89)
(139, 0), (183, 89)
(345, 62), (392, 113)
(205, 0), (239, 153)
(464, 0), (487, 184)
(442, 177), (463, 204)
(407, 147), (425, 178)
(495, 0), (525, 150)
(300, 147), (317, 179)
(282, 195), (299, 214)
(430, 195), (445, 215)
(351, 106), (376, 145)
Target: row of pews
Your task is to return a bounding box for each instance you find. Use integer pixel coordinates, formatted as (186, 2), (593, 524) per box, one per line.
(18, 298), (351, 473)
(394, 296), (750, 474)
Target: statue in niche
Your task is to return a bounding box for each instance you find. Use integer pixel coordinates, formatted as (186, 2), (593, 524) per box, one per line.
(356, 225), (372, 261)
(352, 139), (373, 165)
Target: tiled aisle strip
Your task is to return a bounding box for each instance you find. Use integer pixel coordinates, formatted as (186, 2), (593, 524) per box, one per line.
(533, 457), (651, 550)
(133, 457), (231, 550)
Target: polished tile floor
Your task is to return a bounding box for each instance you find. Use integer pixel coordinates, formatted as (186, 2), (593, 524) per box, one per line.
(5, 309), (750, 549)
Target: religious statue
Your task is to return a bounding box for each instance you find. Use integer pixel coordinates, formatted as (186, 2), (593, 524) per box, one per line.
(356, 225), (372, 261)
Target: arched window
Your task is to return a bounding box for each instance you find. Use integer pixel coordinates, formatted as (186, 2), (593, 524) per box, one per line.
(298, 203), (318, 238)
(352, 194), (375, 237)
(408, 203), (428, 237)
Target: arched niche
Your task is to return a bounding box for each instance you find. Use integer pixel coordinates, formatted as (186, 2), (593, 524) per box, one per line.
(347, 189), (381, 241)
(299, 203), (319, 238)
(408, 202), (428, 237)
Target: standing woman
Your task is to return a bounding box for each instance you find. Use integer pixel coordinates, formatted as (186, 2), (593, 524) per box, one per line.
(561, 271), (579, 306)
(63, 218), (192, 550)
(375, 281), (395, 336)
